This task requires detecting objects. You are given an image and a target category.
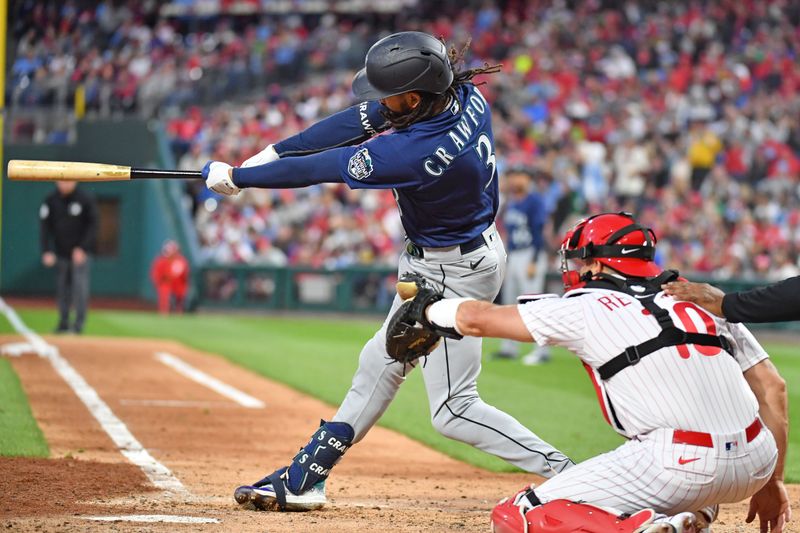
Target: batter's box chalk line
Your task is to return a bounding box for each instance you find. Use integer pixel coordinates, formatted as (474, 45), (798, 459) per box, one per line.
(0, 341), (55, 357)
(154, 351), (265, 409)
(81, 515), (220, 524)
(0, 296), (188, 496)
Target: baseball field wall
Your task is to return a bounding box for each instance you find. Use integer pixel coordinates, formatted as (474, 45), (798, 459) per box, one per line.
(1, 118), (198, 300)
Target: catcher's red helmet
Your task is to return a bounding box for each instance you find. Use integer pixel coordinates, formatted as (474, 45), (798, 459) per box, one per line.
(560, 212), (661, 289)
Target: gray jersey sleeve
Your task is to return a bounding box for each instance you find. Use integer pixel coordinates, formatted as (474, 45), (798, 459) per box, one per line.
(725, 322), (769, 372)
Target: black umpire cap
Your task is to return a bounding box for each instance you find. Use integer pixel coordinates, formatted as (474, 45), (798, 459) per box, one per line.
(352, 31), (454, 101)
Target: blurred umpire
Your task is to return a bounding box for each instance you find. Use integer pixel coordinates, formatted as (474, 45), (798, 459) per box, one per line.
(40, 181), (98, 334)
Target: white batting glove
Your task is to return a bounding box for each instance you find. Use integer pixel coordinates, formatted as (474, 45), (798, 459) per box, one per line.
(202, 161), (240, 196)
(241, 144), (279, 168)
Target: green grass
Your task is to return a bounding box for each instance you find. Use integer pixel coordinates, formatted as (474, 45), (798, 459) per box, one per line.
(1, 307), (798, 482)
(0, 357), (49, 457)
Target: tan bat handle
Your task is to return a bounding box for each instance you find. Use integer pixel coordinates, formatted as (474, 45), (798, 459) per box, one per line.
(7, 160), (132, 181)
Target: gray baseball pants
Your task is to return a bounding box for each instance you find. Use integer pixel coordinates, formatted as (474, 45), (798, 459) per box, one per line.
(333, 225), (572, 476)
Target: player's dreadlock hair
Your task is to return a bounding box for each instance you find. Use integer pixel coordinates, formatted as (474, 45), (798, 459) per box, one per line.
(381, 38), (502, 130)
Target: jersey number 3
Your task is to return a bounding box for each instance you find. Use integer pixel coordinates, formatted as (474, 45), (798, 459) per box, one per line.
(672, 302), (722, 359)
(475, 133), (496, 190)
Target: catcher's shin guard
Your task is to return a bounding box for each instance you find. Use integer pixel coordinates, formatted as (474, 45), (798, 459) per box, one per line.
(491, 487), (655, 533)
(234, 420), (354, 512)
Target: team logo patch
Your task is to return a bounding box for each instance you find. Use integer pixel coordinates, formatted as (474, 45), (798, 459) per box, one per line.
(347, 148), (373, 181)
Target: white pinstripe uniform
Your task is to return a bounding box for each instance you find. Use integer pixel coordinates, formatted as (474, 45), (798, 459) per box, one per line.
(518, 287), (778, 515)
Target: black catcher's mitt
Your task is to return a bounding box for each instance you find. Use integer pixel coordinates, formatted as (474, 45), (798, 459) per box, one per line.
(385, 273), (459, 364)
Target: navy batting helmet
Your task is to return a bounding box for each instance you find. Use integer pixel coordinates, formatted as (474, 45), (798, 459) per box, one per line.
(352, 31), (454, 101)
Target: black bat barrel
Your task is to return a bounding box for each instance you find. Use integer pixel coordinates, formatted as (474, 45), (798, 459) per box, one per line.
(130, 168), (203, 179)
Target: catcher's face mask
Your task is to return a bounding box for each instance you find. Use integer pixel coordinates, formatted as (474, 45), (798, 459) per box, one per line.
(560, 223), (591, 290)
(558, 224), (592, 291)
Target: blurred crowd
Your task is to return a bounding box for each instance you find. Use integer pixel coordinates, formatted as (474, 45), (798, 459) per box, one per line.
(10, 0), (800, 281)
(9, 0), (401, 115)
(192, 185), (403, 268)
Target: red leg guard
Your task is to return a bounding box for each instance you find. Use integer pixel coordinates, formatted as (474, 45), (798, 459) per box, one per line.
(491, 494), (655, 533)
(491, 491), (527, 533)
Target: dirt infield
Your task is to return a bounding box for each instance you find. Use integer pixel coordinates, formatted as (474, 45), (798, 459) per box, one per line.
(0, 335), (796, 532)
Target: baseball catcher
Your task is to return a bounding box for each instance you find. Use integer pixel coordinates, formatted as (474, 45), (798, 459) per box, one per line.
(386, 212), (790, 533)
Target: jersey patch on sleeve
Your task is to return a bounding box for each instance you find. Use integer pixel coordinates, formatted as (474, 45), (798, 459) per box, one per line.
(347, 148), (374, 181)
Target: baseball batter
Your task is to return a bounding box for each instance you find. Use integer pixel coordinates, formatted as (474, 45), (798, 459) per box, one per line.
(388, 212), (788, 533)
(202, 31), (573, 512)
(496, 167), (550, 363)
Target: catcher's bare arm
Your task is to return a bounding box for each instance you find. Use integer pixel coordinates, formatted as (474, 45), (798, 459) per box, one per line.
(743, 359), (791, 533)
(445, 300), (533, 342)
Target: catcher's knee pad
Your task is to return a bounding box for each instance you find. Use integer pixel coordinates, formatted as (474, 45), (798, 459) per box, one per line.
(284, 420), (354, 494)
(491, 487), (655, 533)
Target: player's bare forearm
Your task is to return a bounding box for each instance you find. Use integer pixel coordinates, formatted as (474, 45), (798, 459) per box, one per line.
(744, 359), (788, 480)
(662, 281), (724, 317)
(456, 301), (534, 342)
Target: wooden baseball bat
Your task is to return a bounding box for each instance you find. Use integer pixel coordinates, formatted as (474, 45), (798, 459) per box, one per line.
(7, 160), (202, 182)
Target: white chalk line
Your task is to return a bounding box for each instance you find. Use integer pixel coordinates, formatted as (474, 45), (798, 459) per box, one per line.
(119, 399), (237, 408)
(0, 298), (187, 494)
(0, 341), (39, 357)
(154, 351), (265, 408)
(82, 515), (219, 524)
